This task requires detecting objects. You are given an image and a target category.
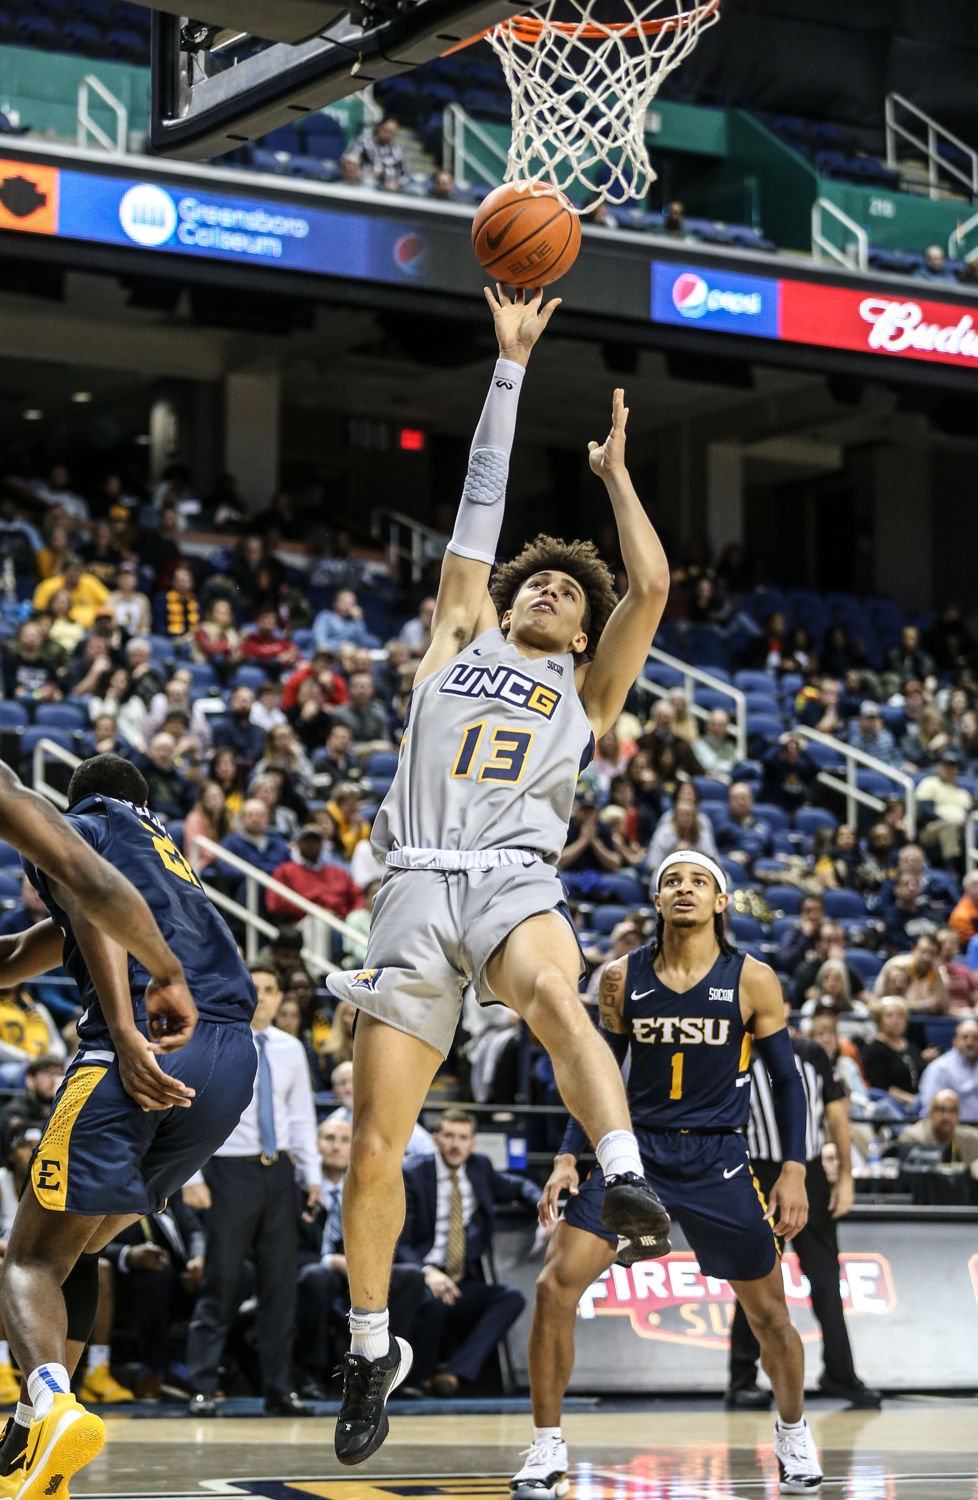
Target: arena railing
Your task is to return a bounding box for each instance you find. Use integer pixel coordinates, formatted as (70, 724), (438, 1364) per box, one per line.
(791, 725), (917, 838)
(965, 810), (977, 875)
(29, 736), (367, 975)
(638, 647), (747, 761)
(811, 197), (868, 272)
(371, 506), (447, 586)
(443, 102), (509, 190)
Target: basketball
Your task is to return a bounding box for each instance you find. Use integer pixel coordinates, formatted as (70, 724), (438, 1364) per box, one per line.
(472, 181), (582, 288)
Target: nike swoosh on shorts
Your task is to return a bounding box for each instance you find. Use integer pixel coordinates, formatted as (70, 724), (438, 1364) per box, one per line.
(723, 1163), (746, 1179)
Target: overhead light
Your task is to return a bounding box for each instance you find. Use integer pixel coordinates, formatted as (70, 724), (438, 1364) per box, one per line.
(134, 434), (151, 445)
(71, 391), (93, 403)
(22, 409), (42, 421)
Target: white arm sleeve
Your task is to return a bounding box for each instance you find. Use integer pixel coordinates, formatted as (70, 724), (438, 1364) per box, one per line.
(446, 357), (526, 566)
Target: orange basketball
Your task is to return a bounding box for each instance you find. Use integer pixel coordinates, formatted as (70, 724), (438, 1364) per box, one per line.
(472, 181), (581, 288)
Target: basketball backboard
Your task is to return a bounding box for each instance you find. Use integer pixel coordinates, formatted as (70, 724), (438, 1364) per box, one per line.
(148, 0), (522, 161)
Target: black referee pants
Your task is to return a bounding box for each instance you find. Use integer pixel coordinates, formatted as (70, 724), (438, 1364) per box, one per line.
(728, 1156), (858, 1391)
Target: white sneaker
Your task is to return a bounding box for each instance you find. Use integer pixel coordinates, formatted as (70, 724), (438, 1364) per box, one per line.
(774, 1418), (823, 1493)
(510, 1435), (570, 1499)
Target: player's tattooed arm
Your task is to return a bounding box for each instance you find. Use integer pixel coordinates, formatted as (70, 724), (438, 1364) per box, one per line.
(0, 919), (64, 986)
(0, 761), (187, 990)
(598, 958), (628, 1035)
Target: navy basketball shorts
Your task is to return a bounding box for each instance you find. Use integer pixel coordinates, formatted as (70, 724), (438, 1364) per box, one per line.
(30, 1019), (257, 1216)
(563, 1128), (778, 1284)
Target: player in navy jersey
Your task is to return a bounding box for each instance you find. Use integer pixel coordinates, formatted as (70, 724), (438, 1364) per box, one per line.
(0, 754), (258, 1500)
(512, 852), (823, 1497)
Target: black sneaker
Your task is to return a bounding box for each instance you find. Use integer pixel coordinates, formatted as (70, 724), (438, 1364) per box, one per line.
(0, 1416), (28, 1475)
(601, 1172), (671, 1242)
(334, 1336), (413, 1466)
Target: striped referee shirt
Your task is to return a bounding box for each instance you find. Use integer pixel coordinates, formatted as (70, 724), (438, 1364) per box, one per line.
(747, 1036), (845, 1163)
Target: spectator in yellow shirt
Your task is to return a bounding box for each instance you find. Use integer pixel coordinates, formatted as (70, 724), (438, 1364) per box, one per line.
(33, 554), (110, 629)
(916, 750), (974, 869)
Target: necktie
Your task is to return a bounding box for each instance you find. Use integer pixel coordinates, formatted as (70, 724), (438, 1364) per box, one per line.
(444, 1168), (466, 1282)
(321, 1183), (344, 1259)
(254, 1031), (277, 1160)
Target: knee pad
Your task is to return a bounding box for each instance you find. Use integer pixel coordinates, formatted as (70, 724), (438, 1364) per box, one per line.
(64, 1253), (100, 1344)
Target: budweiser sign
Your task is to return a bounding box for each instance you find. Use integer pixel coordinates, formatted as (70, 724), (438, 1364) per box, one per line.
(859, 296), (978, 357)
(780, 279), (978, 370)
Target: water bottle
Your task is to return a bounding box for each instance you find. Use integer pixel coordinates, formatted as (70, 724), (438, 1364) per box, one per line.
(866, 1137), (881, 1180)
(507, 1136), (528, 1171)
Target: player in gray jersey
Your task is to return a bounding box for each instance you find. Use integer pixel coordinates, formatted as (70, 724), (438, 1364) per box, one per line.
(330, 285), (672, 1465)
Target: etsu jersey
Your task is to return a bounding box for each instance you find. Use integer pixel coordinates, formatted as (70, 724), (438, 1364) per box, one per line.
(25, 795), (257, 1047)
(623, 943), (752, 1130)
(371, 627), (594, 864)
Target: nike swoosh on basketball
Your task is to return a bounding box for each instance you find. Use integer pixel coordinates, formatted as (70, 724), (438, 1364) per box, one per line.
(723, 1163), (745, 1179)
(630, 987), (655, 1000)
(485, 207), (528, 251)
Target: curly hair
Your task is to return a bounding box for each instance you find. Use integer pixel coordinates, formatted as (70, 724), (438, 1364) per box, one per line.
(488, 534), (618, 661)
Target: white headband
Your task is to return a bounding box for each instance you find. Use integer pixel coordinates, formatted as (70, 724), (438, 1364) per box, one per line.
(655, 849), (727, 895)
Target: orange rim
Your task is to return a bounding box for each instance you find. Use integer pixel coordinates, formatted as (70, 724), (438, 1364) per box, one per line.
(441, 0), (719, 55)
(502, 0), (719, 41)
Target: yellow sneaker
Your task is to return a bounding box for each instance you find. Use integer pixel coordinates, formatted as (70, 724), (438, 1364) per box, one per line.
(17, 1394), (103, 1500)
(0, 1469), (22, 1500)
(0, 1370), (18, 1409)
(77, 1365), (133, 1405)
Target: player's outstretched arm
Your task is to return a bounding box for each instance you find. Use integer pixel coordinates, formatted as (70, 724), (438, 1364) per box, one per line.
(0, 920), (64, 987)
(580, 389), (670, 737)
(0, 762), (189, 1002)
(415, 284), (561, 688)
(743, 957), (808, 1238)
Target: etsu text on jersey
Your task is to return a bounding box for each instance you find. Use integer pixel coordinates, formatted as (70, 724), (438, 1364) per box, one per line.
(632, 1016), (731, 1045)
(439, 662), (561, 718)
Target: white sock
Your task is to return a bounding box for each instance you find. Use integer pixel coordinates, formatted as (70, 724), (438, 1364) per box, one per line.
(15, 1402), (32, 1429)
(0, 1341), (9, 1365)
(779, 1416), (806, 1431)
(595, 1129), (643, 1180)
(27, 1364), (69, 1421)
(534, 1426), (562, 1443)
(87, 1344), (110, 1371)
(349, 1307), (390, 1361)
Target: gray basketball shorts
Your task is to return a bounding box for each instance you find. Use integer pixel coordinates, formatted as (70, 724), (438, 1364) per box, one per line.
(326, 859), (580, 1057)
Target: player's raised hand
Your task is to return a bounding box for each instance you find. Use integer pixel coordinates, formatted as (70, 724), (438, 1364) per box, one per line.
(588, 387), (629, 479)
(540, 1152), (580, 1226)
(115, 1030), (196, 1113)
(484, 283), (561, 366)
(146, 969), (198, 1053)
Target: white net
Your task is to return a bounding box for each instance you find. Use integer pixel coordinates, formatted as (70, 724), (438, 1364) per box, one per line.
(486, 0), (720, 208)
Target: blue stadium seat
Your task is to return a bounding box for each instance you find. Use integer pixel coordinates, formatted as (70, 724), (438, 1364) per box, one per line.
(822, 889), (868, 920)
(763, 884), (803, 915)
(719, 859), (750, 890)
(802, 741), (845, 771)
(168, 818), (186, 850)
(0, 871), (22, 902)
(746, 714), (783, 746)
(770, 914), (800, 943)
(779, 673), (804, 699)
(695, 688), (734, 714)
(734, 671), (777, 693)
(745, 693), (782, 717)
(186, 663), (219, 694)
(692, 777), (728, 804)
(728, 912), (764, 942)
(794, 807), (838, 837)
(21, 727), (76, 758)
(0, 703), (29, 730)
(731, 760), (763, 784)
(35, 703), (87, 731)
(590, 904), (630, 935)
(855, 769), (896, 801)
(752, 802), (791, 832)
(0, 841), (21, 867)
(845, 948), (883, 984)
(232, 665), (271, 691)
(644, 662), (685, 689)
(364, 751), (400, 782)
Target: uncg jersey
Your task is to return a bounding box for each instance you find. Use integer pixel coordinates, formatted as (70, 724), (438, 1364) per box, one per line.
(24, 795), (256, 1047)
(371, 626), (595, 864)
(623, 942), (752, 1131)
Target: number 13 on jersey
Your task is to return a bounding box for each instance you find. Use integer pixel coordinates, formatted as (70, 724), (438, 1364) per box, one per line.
(451, 721), (534, 785)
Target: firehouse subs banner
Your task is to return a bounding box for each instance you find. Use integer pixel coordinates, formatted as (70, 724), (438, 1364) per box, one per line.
(496, 1217), (978, 1391)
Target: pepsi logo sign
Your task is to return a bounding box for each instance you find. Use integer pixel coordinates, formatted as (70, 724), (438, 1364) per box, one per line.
(672, 271), (762, 318)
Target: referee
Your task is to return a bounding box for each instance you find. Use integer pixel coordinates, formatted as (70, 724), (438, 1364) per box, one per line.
(726, 1023), (883, 1411)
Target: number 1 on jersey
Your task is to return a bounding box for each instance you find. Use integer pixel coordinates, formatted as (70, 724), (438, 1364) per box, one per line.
(669, 1052), (684, 1100)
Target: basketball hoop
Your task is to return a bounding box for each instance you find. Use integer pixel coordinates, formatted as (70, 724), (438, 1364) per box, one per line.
(484, 0), (720, 208)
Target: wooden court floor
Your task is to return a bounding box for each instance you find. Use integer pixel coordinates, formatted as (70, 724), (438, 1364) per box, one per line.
(72, 1404), (978, 1499)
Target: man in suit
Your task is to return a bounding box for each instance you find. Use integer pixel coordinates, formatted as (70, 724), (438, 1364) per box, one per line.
(294, 1117), (425, 1400)
(398, 1108), (537, 1395)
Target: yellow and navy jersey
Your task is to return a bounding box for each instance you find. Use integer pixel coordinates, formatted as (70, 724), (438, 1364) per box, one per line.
(623, 942), (751, 1131)
(371, 627), (594, 864)
(25, 794), (256, 1047)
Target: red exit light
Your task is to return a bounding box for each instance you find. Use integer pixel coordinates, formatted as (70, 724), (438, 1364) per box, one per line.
(398, 427), (426, 452)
